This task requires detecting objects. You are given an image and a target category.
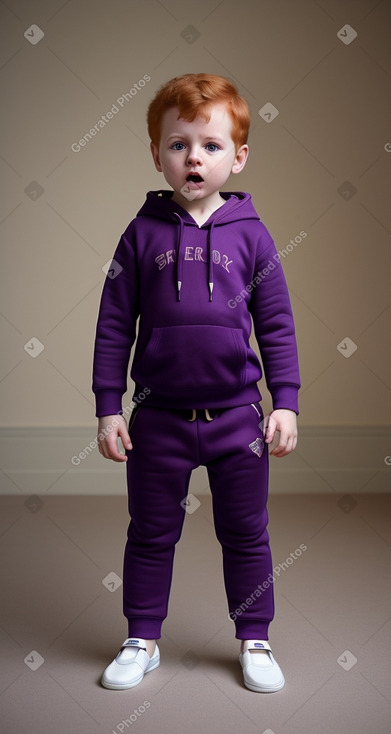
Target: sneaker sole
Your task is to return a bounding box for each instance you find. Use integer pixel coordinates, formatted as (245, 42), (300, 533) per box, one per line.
(243, 674), (285, 693)
(100, 657), (160, 690)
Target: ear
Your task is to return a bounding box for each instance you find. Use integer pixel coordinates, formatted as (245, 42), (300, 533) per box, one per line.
(150, 141), (162, 172)
(231, 144), (249, 175)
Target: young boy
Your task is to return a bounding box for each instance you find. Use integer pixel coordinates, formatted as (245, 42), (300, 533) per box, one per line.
(92, 73), (300, 693)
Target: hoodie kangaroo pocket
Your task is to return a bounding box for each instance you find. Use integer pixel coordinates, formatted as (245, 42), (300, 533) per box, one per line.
(138, 324), (248, 397)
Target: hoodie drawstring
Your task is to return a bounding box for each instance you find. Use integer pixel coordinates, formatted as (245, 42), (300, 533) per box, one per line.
(174, 213), (215, 302)
(173, 213), (184, 301)
(207, 220), (216, 302)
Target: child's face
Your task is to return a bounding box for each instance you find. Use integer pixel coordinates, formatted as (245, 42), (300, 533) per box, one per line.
(150, 102), (248, 202)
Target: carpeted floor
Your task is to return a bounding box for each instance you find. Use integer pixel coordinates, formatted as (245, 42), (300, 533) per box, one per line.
(0, 493), (390, 734)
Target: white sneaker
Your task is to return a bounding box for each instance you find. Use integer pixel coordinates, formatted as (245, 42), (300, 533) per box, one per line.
(239, 640), (285, 693)
(101, 638), (160, 690)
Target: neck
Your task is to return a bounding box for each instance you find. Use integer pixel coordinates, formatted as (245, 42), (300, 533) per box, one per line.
(171, 191), (225, 224)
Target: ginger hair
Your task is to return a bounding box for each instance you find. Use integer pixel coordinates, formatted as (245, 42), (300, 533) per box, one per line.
(147, 73), (250, 150)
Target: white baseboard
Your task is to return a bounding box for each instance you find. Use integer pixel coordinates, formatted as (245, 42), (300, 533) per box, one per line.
(0, 426), (390, 496)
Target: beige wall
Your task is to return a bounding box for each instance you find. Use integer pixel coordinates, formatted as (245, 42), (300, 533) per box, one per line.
(1, 0), (391, 433)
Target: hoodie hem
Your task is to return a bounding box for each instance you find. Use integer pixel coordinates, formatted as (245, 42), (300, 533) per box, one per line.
(132, 383), (262, 410)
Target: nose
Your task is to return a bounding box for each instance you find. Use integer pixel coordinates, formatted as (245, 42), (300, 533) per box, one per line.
(187, 146), (202, 166)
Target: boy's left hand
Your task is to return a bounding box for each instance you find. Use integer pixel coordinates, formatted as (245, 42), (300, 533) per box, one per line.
(263, 409), (298, 457)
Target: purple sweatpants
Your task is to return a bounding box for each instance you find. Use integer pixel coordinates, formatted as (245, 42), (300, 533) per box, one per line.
(123, 402), (274, 641)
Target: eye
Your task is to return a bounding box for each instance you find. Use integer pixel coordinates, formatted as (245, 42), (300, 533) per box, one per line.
(171, 142), (186, 151)
(205, 143), (219, 152)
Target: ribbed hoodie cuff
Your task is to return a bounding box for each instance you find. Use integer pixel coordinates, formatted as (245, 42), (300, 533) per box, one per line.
(271, 386), (299, 415)
(94, 390), (123, 418)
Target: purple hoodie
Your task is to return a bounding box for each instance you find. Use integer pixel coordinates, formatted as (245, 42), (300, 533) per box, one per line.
(92, 190), (300, 417)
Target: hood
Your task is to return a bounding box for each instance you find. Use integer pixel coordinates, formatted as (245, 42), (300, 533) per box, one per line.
(136, 190), (260, 301)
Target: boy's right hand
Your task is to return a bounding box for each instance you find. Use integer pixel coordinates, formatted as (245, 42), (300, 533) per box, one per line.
(97, 414), (133, 462)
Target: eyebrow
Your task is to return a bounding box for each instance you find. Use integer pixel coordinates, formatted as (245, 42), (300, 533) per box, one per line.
(166, 133), (226, 143)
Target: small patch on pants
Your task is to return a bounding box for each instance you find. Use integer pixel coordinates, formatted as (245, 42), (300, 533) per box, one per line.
(249, 437), (264, 457)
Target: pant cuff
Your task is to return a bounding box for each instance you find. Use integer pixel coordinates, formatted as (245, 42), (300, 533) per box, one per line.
(234, 619), (270, 640)
(127, 617), (163, 640)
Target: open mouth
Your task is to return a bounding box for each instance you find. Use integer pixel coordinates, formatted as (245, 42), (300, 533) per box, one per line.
(186, 173), (204, 183)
